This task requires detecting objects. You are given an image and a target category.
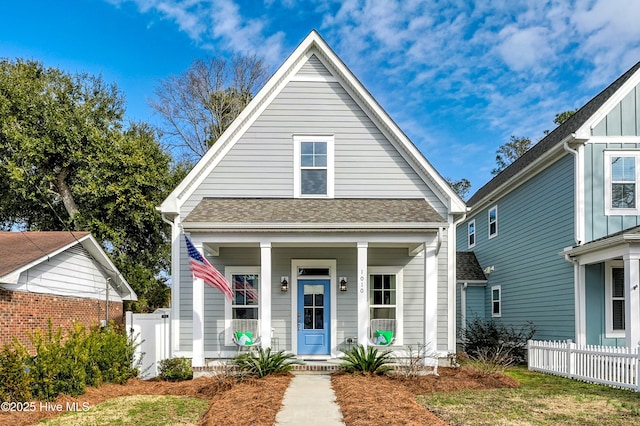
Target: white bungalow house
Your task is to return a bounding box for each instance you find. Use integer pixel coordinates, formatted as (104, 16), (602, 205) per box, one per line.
(159, 31), (466, 366)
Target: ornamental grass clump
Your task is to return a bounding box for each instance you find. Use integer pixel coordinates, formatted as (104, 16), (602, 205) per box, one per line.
(340, 345), (393, 375)
(232, 347), (303, 378)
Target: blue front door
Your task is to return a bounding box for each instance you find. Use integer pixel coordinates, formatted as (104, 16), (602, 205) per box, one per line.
(297, 279), (330, 355)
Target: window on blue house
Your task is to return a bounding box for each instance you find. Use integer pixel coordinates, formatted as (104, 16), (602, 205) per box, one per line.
(605, 151), (640, 215)
(468, 220), (476, 248)
(488, 206), (498, 239)
(606, 264), (625, 338)
(491, 285), (501, 317)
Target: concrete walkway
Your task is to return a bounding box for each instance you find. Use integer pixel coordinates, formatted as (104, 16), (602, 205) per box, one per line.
(275, 374), (345, 425)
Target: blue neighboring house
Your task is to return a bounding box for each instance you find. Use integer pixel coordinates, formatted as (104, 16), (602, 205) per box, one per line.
(457, 60), (640, 348)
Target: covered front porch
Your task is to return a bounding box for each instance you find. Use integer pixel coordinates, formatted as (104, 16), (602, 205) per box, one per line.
(564, 226), (640, 347)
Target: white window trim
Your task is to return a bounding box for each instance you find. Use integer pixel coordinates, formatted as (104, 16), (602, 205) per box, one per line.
(224, 266), (261, 346)
(491, 285), (501, 317)
(605, 261), (625, 338)
(488, 205), (498, 239)
(293, 135), (335, 198)
(604, 150), (640, 215)
(368, 266), (403, 345)
(468, 219), (476, 248)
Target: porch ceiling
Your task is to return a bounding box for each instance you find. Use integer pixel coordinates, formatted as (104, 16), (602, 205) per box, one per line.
(183, 198), (446, 230)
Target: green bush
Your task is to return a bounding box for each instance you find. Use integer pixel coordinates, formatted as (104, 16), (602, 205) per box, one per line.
(232, 347), (303, 378)
(158, 357), (193, 381)
(459, 317), (536, 364)
(0, 321), (140, 402)
(340, 345), (393, 375)
(0, 344), (32, 402)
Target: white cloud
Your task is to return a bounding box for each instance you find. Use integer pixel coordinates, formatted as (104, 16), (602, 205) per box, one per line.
(495, 26), (554, 73)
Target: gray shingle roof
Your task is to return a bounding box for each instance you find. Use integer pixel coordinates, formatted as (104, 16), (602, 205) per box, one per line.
(468, 61), (640, 207)
(184, 198), (445, 225)
(456, 251), (487, 282)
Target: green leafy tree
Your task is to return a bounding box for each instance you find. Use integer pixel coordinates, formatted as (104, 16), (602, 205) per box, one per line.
(491, 136), (532, 176)
(0, 59), (181, 311)
(554, 109), (577, 126)
(151, 55), (267, 160)
(446, 177), (471, 199)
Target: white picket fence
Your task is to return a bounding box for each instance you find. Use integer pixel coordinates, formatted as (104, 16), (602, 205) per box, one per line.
(528, 340), (640, 391)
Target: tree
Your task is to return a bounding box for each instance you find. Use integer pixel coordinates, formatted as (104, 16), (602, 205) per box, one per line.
(446, 177), (471, 199)
(491, 136), (532, 176)
(553, 109), (577, 126)
(151, 55), (268, 160)
(0, 59), (180, 311)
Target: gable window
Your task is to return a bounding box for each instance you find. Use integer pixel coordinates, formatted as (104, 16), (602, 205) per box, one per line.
(468, 220), (476, 248)
(225, 267), (260, 344)
(294, 135), (334, 198)
(491, 285), (501, 317)
(488, 206), (498, 239)
(605, 151), (640, 215)
(606, 263), (625, 338)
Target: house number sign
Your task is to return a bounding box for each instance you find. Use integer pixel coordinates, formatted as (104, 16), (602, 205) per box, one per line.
(359, 269), (364, 293)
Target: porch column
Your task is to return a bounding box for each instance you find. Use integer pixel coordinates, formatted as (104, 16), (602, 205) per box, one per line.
(260, 242), (272, 349)
(192, 241), (205, 368)
(575, 263), (586, 345)
(624, 253), (640, 347)
(357, 242), (369, 347)
(424, 245), (438, 350)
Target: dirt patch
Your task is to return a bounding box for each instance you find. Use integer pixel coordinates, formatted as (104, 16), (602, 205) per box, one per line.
(1, 367), (516, 425)
(332, 367), (519, 426)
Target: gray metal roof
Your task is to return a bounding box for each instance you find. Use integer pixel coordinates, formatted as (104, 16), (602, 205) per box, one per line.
(184, 198), (445, 225)
(468, 61), (640, 207)
(456, 251), (487, 282)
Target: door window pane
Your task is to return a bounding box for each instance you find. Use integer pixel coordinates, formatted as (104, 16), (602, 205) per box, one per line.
(303, 284), (325, 330)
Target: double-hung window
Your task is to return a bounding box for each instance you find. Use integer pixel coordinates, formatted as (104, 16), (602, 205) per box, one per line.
(369, 267), (403, 343)
(468, 219), (476, 248)
(488, 206), (498, 239)
(606, 263), (625, 338)
(294, 135), (334, 197)
(605, 151), (640, 215)
(491, 285), (501, 317)
(225, 267), (260, 344)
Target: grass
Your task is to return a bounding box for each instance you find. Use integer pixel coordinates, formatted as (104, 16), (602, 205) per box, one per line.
(38, 395), (209, 426)
(419, 366), (640, 425)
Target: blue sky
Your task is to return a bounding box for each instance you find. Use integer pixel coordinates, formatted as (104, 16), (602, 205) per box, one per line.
(2, 0), (640, 195)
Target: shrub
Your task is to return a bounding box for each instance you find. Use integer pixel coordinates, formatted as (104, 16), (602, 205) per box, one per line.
(0, 344), (32, 402)
(461, 346), (516, 375)
(340, 345), (393, 375)
(394, 342), (438, 378)
(232, 348), (303, 378)
(84, 323), (139, 385)
(459, 317), (535, 363)
(158, 357), (193, 381)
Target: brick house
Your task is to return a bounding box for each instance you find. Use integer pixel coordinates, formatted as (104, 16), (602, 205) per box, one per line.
(0, 231), (137, 350)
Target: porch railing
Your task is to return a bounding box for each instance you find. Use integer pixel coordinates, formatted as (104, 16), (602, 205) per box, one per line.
(528, 340), (640, 392)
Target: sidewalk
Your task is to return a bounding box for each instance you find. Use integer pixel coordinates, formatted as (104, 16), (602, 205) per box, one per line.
(275, 374), (345, 425)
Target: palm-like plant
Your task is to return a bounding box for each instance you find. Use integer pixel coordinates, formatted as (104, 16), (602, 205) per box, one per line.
(340, 345), (393, 374)
(231, 347), (303, 378)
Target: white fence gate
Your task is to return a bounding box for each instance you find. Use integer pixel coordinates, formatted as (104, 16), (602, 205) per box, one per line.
(126, 309), (171, 379)
(528, 340), (640, 391)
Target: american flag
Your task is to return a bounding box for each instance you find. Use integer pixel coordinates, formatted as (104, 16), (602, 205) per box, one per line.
(185, 235), (233, 301)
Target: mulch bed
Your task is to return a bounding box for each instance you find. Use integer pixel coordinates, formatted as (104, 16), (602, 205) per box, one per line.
(1, 367), (517, 425)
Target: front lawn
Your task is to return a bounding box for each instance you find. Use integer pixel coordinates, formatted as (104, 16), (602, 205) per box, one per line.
(419, 366), (640, 425)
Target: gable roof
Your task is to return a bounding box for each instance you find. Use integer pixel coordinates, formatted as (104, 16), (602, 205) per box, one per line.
(183, 198), (445, 229)
(468, 60), (640, 208)
(0, 231), (137, 300)
(456, 251), (487, 282)
(160, 30), (465, 216)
